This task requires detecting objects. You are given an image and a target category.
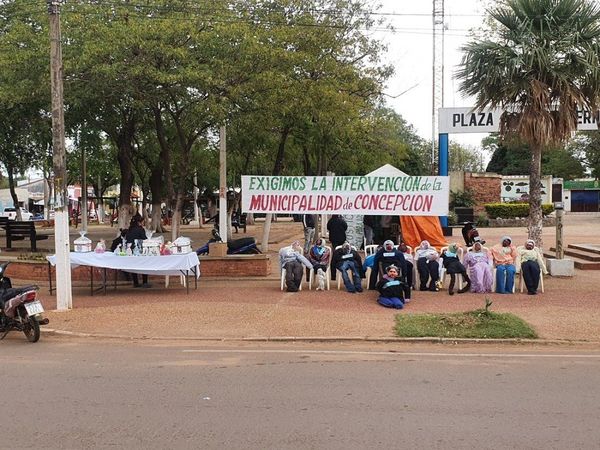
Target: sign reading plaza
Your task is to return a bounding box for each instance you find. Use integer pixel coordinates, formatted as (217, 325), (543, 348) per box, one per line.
(241, 175), (449, 216)
(439, 107), (600, 134)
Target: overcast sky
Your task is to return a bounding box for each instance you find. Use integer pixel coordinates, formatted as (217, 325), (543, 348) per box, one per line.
(374, 0), (489, 149)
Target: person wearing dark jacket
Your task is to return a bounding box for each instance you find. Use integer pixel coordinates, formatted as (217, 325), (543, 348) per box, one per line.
(331, 242), (364, 293)
(368, 240), (408, 290)
(125, 213), (151, 288)
(440, 243), (471, 295)
(376, 265), (405, 309)
(327, 215), (347, 249)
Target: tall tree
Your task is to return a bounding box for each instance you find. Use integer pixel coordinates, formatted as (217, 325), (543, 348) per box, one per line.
(457, 0), (600, 245)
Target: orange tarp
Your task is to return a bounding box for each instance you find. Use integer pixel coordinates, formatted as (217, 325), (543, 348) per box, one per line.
(400, 216), (448, 250)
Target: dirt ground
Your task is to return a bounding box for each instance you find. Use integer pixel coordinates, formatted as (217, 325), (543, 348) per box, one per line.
(12, 213), (600, 343)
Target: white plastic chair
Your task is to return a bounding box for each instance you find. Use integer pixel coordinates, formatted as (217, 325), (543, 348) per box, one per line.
(308, 246), (332, 290)
(439, 246), (465, 291)
(516, 246), (545, 293)
(492, 267), (517, 293)
(334, 244), (359, 290)
(413, 246), (439, 290)
(280, 247), (304, 291)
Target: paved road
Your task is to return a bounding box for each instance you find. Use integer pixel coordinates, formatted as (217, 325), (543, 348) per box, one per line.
(2, 336), (599, 449)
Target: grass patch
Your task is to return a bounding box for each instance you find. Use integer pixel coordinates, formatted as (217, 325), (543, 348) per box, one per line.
(394, 309), (537, 339)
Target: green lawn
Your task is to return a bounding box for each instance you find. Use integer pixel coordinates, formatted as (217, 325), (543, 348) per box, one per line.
(395, 310), (537, 339)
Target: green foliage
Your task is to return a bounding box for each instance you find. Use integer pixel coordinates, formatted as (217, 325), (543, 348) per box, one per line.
(394, 310), (537, 339)
(484, 203), (554, 218)
(569, 132), (600, 179)
(447, 211), (458, 226)
(450, 189), (476, 208)
(484, 134), (584, 179)
(457, 0), (600, 242)
(449, 141), (485, 172)
(476, 212), (489, 227)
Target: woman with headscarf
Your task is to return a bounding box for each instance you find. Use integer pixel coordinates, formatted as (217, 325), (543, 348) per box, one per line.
(415, 240), (440, 291)
(440, 243), (471, 295)
(490, 236), (518, 294)
(463, 241), (493, 293)
(516, 239), (547, 295)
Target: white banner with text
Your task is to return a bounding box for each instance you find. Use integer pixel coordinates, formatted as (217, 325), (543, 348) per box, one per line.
(241, 175), (449, 216)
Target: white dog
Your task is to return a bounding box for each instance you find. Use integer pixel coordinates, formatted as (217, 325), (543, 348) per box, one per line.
(316, 268), (326, 291)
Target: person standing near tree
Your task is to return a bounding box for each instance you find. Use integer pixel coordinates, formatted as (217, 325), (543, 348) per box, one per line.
(327, 214), (347, 249)
(302, 214), (316, 254)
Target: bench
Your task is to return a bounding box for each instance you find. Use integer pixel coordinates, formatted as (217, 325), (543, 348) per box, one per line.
(0, 217), (8, 229)
(6, 221), (49, 251)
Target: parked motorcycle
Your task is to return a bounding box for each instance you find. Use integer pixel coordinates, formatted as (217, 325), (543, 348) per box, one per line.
(196, 229), (261, 255)
(0, 262), (49, 343)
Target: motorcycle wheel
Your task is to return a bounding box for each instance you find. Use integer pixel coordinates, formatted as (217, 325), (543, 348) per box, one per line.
(23, 316), (40, 343)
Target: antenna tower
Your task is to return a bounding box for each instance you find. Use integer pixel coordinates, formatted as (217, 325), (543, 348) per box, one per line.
(432, 0), (445, 173)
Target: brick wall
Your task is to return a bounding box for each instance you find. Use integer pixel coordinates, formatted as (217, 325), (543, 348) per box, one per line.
(464, 172), (502, 216)
(6, 254), (272, 283)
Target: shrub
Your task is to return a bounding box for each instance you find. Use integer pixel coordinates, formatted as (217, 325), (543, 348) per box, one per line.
(476, 213), (489, 227)
(484, 203), (554, 219)
(450, 189), (476, 208)
(447, 211), (458, 226)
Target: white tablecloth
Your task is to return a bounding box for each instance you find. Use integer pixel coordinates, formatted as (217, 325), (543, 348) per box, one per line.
(46, 252), (200, 277)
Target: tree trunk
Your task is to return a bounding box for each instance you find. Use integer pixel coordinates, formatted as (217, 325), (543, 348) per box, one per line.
(528, 144), (544, 247)
(149, 166), (166, 233)
(7, 166), (21, 221)
(261, 213), (272, 253)
(116, 140), (134, 230)
(171, 192), (183, 241)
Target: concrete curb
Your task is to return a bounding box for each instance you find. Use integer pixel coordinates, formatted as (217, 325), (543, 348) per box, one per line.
(41, 328), (598, 346)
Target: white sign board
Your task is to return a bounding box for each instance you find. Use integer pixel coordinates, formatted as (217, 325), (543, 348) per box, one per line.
(439, 107), (600, 134)
(241, 175), (449, 216)
(439, 107), (504, 134)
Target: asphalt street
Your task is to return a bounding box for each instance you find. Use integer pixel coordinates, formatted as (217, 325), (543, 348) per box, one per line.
(1, 336), (599, 449)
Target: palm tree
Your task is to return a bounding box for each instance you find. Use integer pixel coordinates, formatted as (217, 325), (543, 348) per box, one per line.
(456, 0), (600, 245)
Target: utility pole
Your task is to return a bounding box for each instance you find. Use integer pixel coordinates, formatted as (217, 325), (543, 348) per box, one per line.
(47, 0), (72, 310)
(219, 126), (228, 243)
(432, 0), (445, 174)
(81, 147), (88, 231)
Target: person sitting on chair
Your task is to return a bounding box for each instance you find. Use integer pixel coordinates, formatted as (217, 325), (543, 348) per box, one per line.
(307, 238), (331, 281)
(516, 239), (547, 295)
(279, 242), (313, 292)
(369, 240), (407, 291)
(331, 242), (364, 293)
(490, 236), (518, 294)
(415, 240), (440, 291)
(376, 265), (406, 309)
(440, 243), (471, 295)
(463, 241), (493, 293)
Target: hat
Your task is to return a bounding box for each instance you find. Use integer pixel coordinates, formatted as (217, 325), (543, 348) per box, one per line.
(383, 240), (394, 251)
(526, 239), (535, 247)
(501, 236), (512, 244)
(448, 243), (458, 254)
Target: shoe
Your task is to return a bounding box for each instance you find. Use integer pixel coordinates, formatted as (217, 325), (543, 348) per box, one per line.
(356, 287), (363, 293)
(428, 286), (439, 292)
(419, 286), (428, 291)
(141, 283), (152, 288)
(404, 298), (411, 303)
(458, 284), (470, 294)
(134, 284), (142, 288)
(449, 290), (454, 296)
(527, 291), (537, 295)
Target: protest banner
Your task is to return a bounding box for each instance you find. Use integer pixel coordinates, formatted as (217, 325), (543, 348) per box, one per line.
(241, 175), (449, 216)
